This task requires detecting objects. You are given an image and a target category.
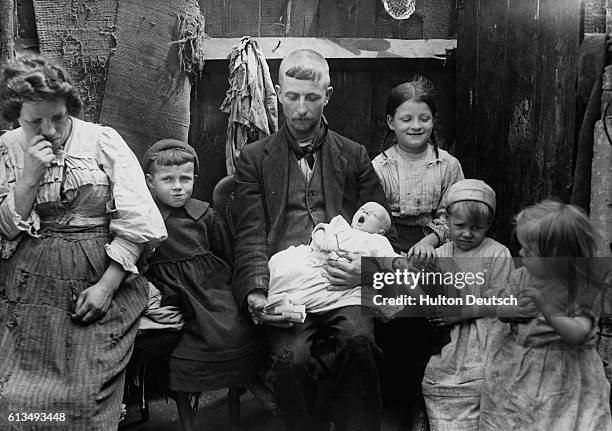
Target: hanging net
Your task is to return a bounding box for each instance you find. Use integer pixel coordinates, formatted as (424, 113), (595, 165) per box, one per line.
(382, 0), (416, 20)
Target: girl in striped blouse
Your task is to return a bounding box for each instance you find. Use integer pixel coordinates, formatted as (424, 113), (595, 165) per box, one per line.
(372, 77), (464, 429)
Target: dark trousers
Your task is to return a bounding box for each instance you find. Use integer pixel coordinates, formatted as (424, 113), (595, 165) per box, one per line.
(379, 222), (432, 427)
(266, 306), (382, 431)
(375, 318), (434, 409)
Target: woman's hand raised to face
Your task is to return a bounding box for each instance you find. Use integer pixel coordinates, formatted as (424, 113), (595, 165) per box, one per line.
(22, 135), (55, 186)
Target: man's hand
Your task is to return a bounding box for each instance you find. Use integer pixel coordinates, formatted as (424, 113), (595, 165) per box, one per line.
(324, 251), (361, 291)
(247, 291), (294, 328)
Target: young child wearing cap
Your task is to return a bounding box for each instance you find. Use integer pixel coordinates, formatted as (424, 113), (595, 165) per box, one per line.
(420, 179), (514, 431)
(141, 140), (269, 431)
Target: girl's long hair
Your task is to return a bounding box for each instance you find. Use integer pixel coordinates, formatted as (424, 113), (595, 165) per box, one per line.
(515, 199), (604, 312)
(380, 76), (439, 158)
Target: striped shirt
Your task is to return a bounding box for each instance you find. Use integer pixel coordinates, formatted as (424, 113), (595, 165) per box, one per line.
(372, 143), (464, 243)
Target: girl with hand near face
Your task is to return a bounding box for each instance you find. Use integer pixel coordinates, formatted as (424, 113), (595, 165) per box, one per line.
(479, 200), (612, 430)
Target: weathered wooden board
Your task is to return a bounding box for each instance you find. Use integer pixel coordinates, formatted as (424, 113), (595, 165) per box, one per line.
(471, 0), (510, 240)
(1, 0), (15, 61)
(454, 0), (477, 176)
(226, 0), (261, 37)
(534, 0), (579, 202)
(317, 0), (375, 37)
(287, 0), (320, 37)
(422, 0), (452, 39)
(200, 37), (455, 60)
(591, 65), (612, 259)
(504, 0), (538, 236)
(17, 0), (37, 42)
(259, 0), (288, 37)
(189, 62), (232, 201)
(198, 0), (452, 39)
(455, 0), (581, 249)
(591, 121), (612, 257)
(325, 68), (373, 147)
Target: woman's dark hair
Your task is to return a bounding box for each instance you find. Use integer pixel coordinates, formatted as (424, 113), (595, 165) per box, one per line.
(0, 54), (82, 122)
(381, 76), (439, 158)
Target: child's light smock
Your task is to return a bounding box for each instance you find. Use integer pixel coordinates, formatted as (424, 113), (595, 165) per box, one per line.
(479, 267), (612, 431)
(422, 237), (513, 431)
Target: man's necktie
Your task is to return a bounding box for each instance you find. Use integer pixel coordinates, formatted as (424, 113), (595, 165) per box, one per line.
(301, 143), (315, 169)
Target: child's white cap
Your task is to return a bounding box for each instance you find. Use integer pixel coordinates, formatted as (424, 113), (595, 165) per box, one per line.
(447, 179), (496, 213)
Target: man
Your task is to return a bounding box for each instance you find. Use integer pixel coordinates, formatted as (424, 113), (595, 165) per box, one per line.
(233, 49), (392, 431)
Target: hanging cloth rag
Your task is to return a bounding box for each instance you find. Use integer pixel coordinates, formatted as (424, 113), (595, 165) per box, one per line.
(220, 36), (278, 174)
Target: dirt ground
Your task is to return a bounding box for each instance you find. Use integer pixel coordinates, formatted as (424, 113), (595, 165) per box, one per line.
(119, 353), (406, 431)
(120, 389), (284, 430)
(120, 389), (405, 431)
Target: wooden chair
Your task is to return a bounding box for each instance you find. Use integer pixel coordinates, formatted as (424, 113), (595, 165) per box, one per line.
(212, 174), (238, 237)
(213, 174), (267, 428)
(122, 310), (245, 430)
(121, 330), (180, 428)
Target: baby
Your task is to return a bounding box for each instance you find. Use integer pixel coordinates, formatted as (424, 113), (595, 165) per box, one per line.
(266, 202), (396, 320)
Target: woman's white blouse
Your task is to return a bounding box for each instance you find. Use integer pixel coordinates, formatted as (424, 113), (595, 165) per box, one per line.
(0, 117), (167, 272)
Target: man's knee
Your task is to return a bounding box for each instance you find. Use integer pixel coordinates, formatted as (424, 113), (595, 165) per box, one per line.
(344, 324), (375, 342)
(341, 334), (381, 361)
(271, 345), (312, 370)
(333, 308), (376, 345)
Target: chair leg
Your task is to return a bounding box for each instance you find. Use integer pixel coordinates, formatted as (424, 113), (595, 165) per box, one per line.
(228, 386), (246, 431)
(139, 355), (149, 423)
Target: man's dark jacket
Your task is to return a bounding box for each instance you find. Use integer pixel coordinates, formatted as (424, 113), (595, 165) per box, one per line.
(232, 125), (394, 307)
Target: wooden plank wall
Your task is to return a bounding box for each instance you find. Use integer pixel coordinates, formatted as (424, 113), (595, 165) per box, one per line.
(191, 0), (454, 201)
(200, 0), (451, 39)
(456, 0), (581, 250)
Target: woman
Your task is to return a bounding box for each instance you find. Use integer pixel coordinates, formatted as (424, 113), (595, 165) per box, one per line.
(372, 78), (464, 429)
(0, 54), (166, 429)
